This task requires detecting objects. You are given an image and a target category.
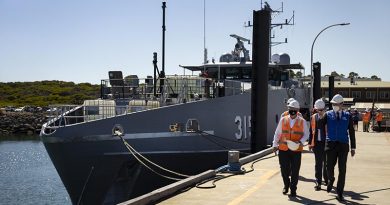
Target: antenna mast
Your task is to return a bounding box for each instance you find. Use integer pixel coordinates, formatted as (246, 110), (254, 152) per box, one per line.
(203, 0), (207, 65)
(247, 2), (295, 62)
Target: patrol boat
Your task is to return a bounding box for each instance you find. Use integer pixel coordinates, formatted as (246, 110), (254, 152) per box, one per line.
(40, 6), (310, 205)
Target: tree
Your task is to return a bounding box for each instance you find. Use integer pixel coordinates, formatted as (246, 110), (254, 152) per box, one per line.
(296, 71), (303, 78)
(288, 70), (296, 78)
(330, 71), (340, 77)
(348, 72), (359, 78)
(371, 75), (380, 80)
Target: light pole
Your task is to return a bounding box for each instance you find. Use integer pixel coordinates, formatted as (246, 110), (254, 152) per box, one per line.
(310, 23), (350, 107)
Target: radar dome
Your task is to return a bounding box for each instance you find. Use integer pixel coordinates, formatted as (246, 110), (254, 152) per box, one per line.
(271, 54), (280, 63)
(279, 53), (290, 65)
(220, 53), (234, 62)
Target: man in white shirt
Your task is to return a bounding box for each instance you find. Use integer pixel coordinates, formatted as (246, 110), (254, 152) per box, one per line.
(272, 100), (309, 197)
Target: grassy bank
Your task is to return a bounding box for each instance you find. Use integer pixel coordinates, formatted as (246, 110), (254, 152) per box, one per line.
(0, 80), (100, 107)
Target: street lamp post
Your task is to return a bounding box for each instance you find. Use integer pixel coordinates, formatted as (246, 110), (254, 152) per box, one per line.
(310, 23), (350, 107)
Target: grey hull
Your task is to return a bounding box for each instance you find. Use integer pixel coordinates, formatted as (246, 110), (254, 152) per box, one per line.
(41, 90), (306, 204)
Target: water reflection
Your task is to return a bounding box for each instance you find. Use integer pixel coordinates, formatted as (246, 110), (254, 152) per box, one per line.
(0, 135), (71, 205)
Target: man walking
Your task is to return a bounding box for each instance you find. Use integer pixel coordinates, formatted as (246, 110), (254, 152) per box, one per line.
(362, 108), (371, 132)
(272, 100), (309, 197)
(308, 99), (328, 191)
(324, 94), (356, 202)
(376, 108), (383, 132)
(352, 109), (359, 131)
(280, 98), (302, 118)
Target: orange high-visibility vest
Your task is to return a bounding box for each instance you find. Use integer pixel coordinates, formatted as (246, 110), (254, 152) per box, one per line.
(310, 113), (327, 147)
(310, 114), (316, 146)
(376, 112), (383, 122)
(363, 112), (371, 123)
(279, 116), (304, 152)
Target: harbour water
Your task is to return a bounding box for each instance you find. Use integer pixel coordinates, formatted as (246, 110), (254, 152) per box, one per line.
(0, 136), (71, 205)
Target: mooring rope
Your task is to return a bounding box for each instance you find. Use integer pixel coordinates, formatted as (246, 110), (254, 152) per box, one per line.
(77, 166), (94, 205)
(117, 135), (191, 181)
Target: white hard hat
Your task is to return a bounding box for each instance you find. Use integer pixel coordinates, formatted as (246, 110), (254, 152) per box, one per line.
(286, 140), (300, 151)
(314, 99), (325, 109)
(330, 94), (344, 104)
(288, 100), (300, 109)
(287, 98), (295, 104)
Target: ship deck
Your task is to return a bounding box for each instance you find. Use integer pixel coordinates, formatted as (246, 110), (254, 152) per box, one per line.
(120, 123), (390, 205)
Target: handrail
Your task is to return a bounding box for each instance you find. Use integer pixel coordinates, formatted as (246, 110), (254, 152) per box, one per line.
(44, 78), (251, 130)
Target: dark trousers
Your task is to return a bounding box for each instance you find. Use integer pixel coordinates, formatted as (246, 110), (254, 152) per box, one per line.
(378, 121), (382, 132)
(325, 141), (349, 195)
(363, 122), (370, 132)
(313, 141), (328, 184)
(278, 150), (302, 192)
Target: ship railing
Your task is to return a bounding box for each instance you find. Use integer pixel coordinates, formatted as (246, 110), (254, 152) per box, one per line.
(44, 103), (154, 128)
(100, 75), (251, 102)
(42, 77), (252, 130)
(162, 75), (214, 103)
(162, 77), (251, 101)
(44, 98), (168, 129)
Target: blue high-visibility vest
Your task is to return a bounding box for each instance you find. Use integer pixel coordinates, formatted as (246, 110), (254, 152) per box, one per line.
(326, 111), (350, 144)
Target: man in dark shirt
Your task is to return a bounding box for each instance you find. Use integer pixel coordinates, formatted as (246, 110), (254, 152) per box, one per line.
(308, 99), (328, 191)
(324, 94), (356, 202)
(352, 109), (359, 131)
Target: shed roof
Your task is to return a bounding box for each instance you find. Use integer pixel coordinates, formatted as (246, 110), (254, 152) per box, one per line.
(321, 80), (390, 88)
(352, 102), (390, 110)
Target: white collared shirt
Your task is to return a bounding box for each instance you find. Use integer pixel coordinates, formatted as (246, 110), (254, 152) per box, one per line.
(272, 115), (310, 147)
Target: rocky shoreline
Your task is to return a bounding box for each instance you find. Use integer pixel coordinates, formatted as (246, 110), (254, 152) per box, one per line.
(0, 112), (48, 136)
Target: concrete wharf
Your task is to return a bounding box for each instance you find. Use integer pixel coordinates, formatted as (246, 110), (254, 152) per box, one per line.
(121, 129), (390, 205)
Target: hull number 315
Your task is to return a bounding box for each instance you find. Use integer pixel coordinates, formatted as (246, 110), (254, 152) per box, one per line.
(234, 115), (251, 140)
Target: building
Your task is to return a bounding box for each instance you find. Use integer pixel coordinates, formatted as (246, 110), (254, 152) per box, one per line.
(321, 77), (390, 103)
(320, 77), (390, 129)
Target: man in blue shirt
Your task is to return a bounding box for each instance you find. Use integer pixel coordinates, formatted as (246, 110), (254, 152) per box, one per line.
(324, 94), (356, 202)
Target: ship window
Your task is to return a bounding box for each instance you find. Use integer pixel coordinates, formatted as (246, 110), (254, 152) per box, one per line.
(225, 68), (241, 79)
(242, 68), (251, 79)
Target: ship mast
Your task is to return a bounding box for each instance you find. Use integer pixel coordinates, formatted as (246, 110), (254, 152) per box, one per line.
(160, 2), (166, 94)
(247, 1), (294, 62)
(203, 0), (207, 65)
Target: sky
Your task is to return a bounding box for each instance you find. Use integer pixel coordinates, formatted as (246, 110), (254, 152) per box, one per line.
(1, 0), (389, 84)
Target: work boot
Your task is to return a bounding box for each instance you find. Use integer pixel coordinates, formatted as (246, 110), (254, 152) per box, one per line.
(336, 194), (345, 202)
(314, 182), (321, 191)
(327, 180), (334, 193)
(282, 187), (289, 195)
(289, 191), (297, 198)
